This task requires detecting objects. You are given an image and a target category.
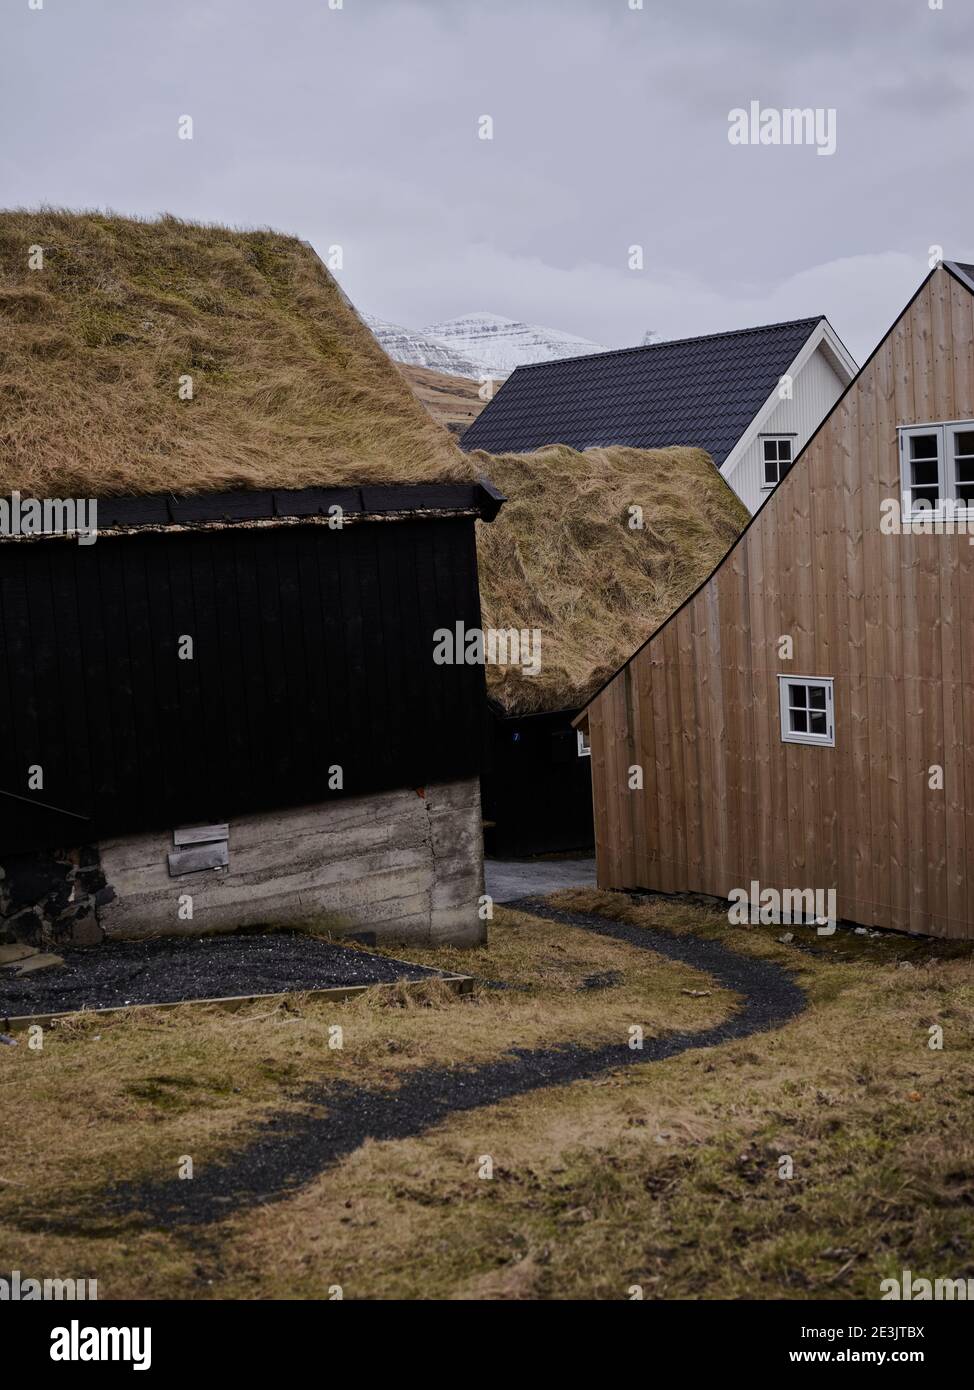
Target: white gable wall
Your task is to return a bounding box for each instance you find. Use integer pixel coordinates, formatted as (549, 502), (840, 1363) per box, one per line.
(721, 343), (847, 514)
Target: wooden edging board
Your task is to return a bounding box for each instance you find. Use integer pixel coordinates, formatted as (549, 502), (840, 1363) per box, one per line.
(1, 971), (474, 1032)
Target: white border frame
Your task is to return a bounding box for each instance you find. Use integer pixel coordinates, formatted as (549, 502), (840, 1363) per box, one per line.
(778, 675), (835, 747)
(576, 728), (591, 758)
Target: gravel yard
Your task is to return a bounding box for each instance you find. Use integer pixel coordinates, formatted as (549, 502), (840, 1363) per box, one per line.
(0, 930), (452, 1020)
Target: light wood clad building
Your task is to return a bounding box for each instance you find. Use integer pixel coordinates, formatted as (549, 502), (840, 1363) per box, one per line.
(576, 261), (974, 938)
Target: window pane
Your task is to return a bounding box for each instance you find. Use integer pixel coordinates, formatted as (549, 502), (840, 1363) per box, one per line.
(810, 711), (827, 735)
(911, 459), (939, 486)
(808, 687), (826, 709)
(779, 440), (792, 460)
(955, 446), (974, 504)
(763, 440), (777, 460)
(764, 459), (778, 485)
(789, 684), (807, 707)
(911, 489), (940, 510)
(950, 458), (972, 508)
(791, 710), (808, 733)
(910, 434), (939, 459)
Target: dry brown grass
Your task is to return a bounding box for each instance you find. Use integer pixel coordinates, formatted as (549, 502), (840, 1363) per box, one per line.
(473, 444), (749, 713)
(0, 907), (718, 1227)
(398, 362), (491, 435)
(2, 896), (972, 1300)
(0, 209), (474, 497)
(200, 897), (974, 1301)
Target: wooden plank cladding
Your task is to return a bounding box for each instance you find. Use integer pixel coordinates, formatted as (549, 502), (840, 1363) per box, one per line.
(582, 263), (974, 939)
(0, 513), (487, 857)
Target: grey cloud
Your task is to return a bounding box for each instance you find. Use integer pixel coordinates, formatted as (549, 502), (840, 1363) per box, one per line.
(1, 0), (971, 365)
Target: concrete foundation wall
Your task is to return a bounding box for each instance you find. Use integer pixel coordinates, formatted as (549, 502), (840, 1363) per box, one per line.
(0, 778), (486, 949)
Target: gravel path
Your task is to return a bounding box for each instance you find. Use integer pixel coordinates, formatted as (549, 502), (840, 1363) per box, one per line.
(0, 932), (446, 1019)
(93, 900), (806, 1230)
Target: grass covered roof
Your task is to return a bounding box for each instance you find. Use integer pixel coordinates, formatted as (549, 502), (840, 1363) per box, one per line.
(475, 444), (748, 715)
(0, 210), (474, 497)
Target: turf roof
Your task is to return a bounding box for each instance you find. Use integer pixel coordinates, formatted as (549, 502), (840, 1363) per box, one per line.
(475, 444), (748, 715)
(0, 210), (475, 498)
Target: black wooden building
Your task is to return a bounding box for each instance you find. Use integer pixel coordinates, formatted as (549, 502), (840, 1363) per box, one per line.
(0, 485), (502, 856)
(0, 484), (503, 947)
(0, 211), (504, 949)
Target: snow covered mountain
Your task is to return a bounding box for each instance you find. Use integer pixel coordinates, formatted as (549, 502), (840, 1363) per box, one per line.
(361, 309), (607, 378)
(360, 313), (482, 379)
(423, 312), (606, 376)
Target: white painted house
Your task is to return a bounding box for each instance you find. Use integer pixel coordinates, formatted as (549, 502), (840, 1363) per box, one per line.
(461, 314), (858, 515)
(717, 317), (857, 513)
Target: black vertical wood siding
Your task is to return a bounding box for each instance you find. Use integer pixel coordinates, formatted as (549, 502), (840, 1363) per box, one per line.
(0, 516), (486, 855)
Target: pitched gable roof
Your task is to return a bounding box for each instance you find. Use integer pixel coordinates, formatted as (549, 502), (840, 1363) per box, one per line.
(575, 260), (974, 724)
(460, 317), (824, 463)
(946, 260), (974, 293)
(0, 210), (475, 497)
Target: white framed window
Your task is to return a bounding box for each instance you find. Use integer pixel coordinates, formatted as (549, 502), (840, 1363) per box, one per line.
(576, 728), (591, 758)
(949, 423), (974, 507)
(778, 676), (834, 746)
(898, 420), (974, 517)
(761, 436), (795, 489)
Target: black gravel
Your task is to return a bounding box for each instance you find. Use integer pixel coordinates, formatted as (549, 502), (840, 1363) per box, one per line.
(0, 931), (447, 1020)
(86, 900), (806, 1232)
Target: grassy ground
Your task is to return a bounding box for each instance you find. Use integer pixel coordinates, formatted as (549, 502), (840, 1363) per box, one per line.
(2, 891), (972, 1300)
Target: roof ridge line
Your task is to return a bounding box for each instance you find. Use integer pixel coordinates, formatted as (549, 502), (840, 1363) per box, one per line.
(510, 315), (826, 372)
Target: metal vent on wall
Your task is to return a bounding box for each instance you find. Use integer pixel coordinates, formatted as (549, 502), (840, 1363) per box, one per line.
(167, 824), (230, 877)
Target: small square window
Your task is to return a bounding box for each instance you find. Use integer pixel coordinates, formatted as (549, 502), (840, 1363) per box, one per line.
(576, 728), (591, 758)
(761, 437), (796, 489)
(778, 676), (834, 747)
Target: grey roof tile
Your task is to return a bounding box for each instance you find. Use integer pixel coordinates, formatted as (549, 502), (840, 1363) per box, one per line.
(461, 316), (824, 465)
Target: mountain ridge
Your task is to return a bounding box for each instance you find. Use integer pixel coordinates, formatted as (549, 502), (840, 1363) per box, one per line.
(362, 309), (607, 378)
(424, 312), (607, 376)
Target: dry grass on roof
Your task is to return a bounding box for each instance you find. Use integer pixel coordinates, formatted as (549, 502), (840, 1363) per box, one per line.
(474, 444), (749, 715)
(0, 209), (474, 497)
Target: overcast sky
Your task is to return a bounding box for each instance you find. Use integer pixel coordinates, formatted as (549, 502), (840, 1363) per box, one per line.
(3, 0), (972, 362)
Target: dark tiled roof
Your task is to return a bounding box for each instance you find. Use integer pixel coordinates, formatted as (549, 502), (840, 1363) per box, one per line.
(949, 261), (974, 286)
(461, 317), (824, 464)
